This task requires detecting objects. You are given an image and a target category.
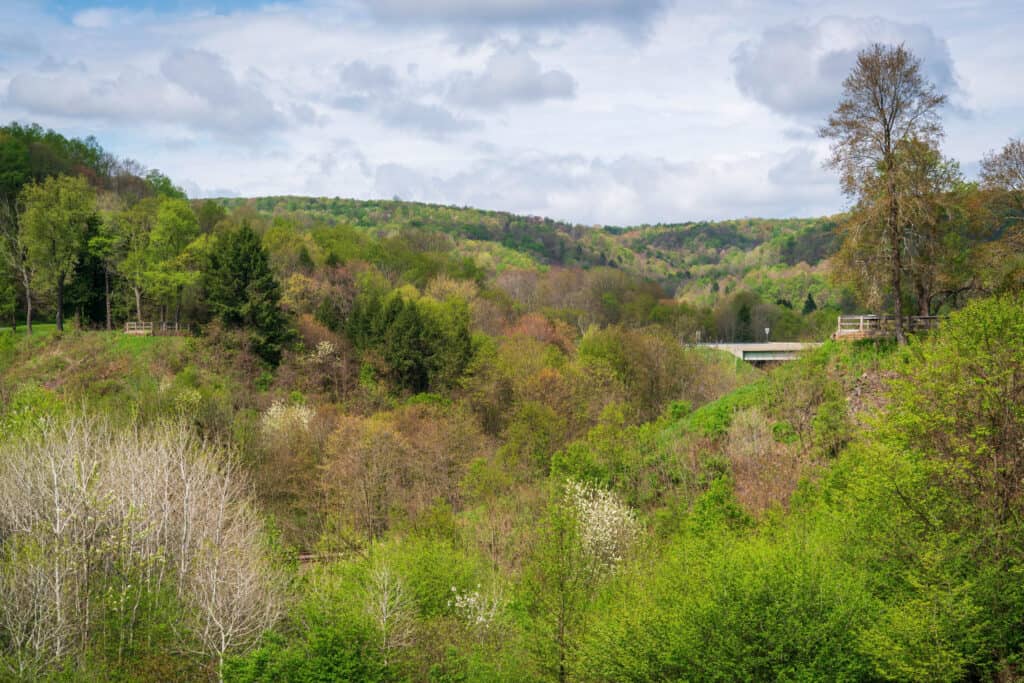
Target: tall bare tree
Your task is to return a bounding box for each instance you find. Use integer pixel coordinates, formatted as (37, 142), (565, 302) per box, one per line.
(0, 417), (284, 679)
(820, 43), (946, 343)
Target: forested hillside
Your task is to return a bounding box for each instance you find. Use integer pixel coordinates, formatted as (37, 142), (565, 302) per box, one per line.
(3, 41), (1024, 682)
(220, 195), (850, 342)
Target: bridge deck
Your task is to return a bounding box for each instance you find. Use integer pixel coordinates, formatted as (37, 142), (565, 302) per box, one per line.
(702, 342), (821, 361)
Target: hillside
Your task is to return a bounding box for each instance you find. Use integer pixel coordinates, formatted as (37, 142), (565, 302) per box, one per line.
(4, 299), (1024, 681)
(216, 196), (850, 342)
(3, 121), (1024, 682)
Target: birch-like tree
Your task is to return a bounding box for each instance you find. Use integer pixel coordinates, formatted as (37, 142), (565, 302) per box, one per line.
(0, 417), (284, 680)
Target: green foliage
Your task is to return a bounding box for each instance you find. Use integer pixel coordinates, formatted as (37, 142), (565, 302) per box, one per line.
(226, 619), (385, 683)
(681, 380), (766, 439)
(19, 174), (97, 329)
(579, 521), (875, 682)
(145, 170), (187, 200)
(578, 325), (693, 421)
(0, 382), (63, 436)
(206, 223), (292, 364)
(346, 290), (473, 393)
(7, 122), (1024, 683)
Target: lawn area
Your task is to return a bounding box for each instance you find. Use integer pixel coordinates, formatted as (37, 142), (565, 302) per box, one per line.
(0, 322), (57, 338)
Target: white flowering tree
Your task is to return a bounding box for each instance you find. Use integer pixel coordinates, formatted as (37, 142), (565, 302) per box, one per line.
(523, 480), (640, 682)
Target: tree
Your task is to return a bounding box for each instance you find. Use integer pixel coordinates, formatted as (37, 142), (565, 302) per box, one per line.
(88, 212), (125, 330)
(145, 170), (187, 200)
(19, 175), (96, 332)
(523, 482), (638, 682)
(820, 43), (946, 343)
(205, 223), (291, 364)
(0, 261), (15, 330)
(980, 138), (1024, 195)
(802, 292), (817, 315)
(736, 301), (753, 342)
(893, 142), (966, 315)
(0, 417), (284, 680)
(0, 131), (34, 332)
(980, 138), (1024, 230)
(147, 198), (200, 325)
(194, 200), (227, 233)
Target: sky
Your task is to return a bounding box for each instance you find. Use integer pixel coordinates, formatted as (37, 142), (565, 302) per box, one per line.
(0, 0), (1021, 225)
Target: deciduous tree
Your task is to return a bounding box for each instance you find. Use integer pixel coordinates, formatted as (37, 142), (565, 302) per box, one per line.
(820, 43), (946, 342)
(18, 175), (96, 331)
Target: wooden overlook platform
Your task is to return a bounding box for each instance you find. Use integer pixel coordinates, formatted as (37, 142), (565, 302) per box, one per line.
(832, 315), (940, 340)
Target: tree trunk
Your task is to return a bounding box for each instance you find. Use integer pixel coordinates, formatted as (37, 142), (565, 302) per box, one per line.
(886, 155), (907, 345)
(174, 287), (182, 327)
(22, 269), (32, 335)
(55, 273), (65, 332)
(891, 233), (906, 344)
(916, 280), (930, 317)
(104, 268), (112, 331)
(134, 286), (143, 323)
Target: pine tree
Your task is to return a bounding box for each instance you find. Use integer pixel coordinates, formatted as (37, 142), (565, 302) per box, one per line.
(736, 303), (753, 342)
(383, 301), (429, 392)
(206, 222), (291, 364)
(802, 292), (818, 315)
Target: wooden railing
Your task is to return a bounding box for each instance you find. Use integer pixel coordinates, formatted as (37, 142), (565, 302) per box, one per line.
(124, 321), (153, 336)
(834, 315), (941, 339)
(155, 322), (188, 336)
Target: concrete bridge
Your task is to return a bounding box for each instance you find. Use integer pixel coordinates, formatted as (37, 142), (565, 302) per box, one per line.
(701, 342), (822, 362)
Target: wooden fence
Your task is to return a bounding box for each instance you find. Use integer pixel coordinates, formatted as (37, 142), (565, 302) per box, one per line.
(834, 315), (941, 340)
(124, 322), (190, 337)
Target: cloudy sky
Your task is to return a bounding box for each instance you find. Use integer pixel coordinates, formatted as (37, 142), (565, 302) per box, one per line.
(1, 0), (1021, 225)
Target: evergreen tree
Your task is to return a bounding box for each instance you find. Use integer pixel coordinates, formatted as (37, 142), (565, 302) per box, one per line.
(206, 222), (291, 364)
(736, 302), (753, 342)
(383, 301), (430, 392)
(344, 292), (382, 347)
(802, 292), (818, 315)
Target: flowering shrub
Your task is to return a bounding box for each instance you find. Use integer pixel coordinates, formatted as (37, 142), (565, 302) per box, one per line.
(311, 340), (337, 364)
(261, 400), (314, 437)
(565, 480), (639, 569)
(449, 583), (504, 629)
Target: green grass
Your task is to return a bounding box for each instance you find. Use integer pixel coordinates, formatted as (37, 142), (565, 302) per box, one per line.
(0, 322), (57, 337)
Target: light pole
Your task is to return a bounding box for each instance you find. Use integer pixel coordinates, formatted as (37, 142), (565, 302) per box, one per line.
(764, 327), (770, 342)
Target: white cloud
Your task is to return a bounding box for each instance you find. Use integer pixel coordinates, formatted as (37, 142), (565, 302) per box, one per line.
(372, 146), (840, 225)
(732, 16), (961, 120)
(446, 44), (576, 109)
(6, 48), (288, 140)
(1, 0), (1020, 222)
(160, 49), (287, 135)
(327, 59), (479, 136)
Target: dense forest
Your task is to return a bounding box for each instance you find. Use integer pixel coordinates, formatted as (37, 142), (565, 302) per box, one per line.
(2, 42), (1024, 682)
